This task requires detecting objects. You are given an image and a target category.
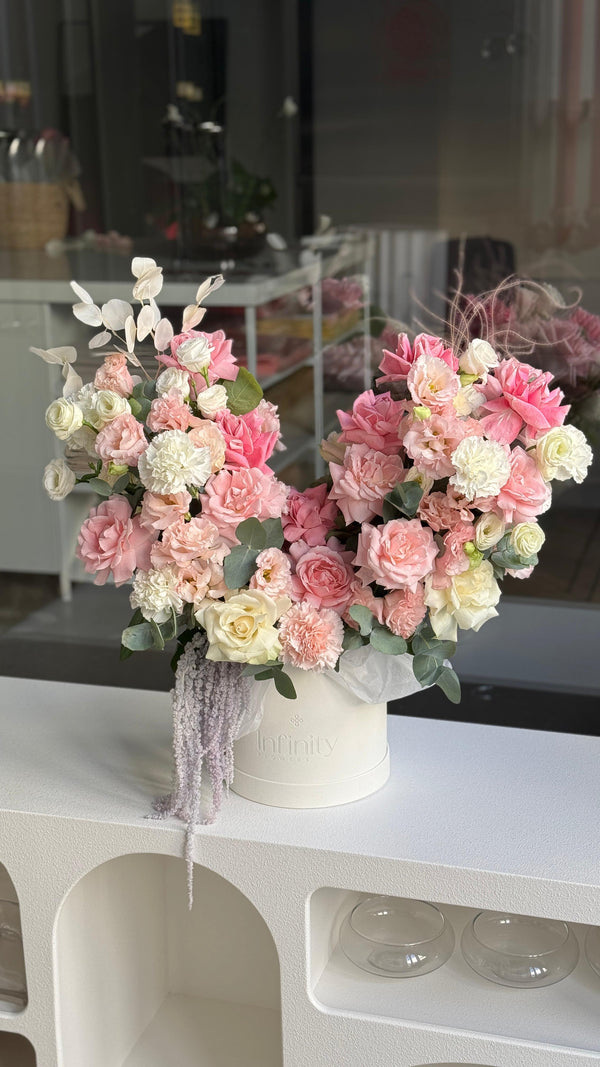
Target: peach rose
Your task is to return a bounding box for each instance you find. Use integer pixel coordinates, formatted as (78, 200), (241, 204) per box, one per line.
(76, 495), (154, 586)
(355, 519), (437, 592)
(139, 491), (192, 531)
(151, 515), (228, 569)
(94, 352), (134, 397)
(329, 444), (404, 525)
(95, 412), (148, 467)
(278, 601), (344, 671)
(201, 467), (288, 543)
(282, 485), (337, 546)
(337, 389), (405, 454)
(383, 585), (427, 639)
(496, 446), (552, 523)
(291, 544), (356, 614)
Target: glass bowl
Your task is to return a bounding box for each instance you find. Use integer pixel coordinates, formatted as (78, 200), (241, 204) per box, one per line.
(340, 896), (455, 978)
(0, 900), (27, 1011)
(584, 926), (600, 977)
(461, 911), (579, 988)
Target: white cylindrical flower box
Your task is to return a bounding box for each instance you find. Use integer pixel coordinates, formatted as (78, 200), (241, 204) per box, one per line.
(231, 667), (390, 809)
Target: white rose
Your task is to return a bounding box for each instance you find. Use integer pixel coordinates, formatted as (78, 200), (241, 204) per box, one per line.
(43, 458), (76, 501)
(156, 368), (191, 398)
(196, 384), (229, 419)
(474, 512), (506, 551)
(459, 338), (499, 377)
(176, 335), (213, 372)
(510, 521), (545, 558)
(196, 590), (290, 664)
(45, 398), (84, 440)
(138, 429), (212, 494)
(425, 560), (501, 641)
(535, 425), (593, 483)
(450, 437), (511, 500)
(95, 390), (129, 426)
(130, 565), (183, 623)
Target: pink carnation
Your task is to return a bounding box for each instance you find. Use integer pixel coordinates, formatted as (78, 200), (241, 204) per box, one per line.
(278, 601), (344, 671)
(337, 389), (405, 454)
(407, 354), (460, 412)
(329, 443), (404, 524)
(383, 585), (427, 639)
(147, 389), (198, 433)
(496, 446), (551, 523)
(76, 496), (154, 586)
(403, 411), (482, 479)
(249, 548), (294, 598)
(139, 491), (192, 531)
(481, 358), (568, 444)
(291, 544), (356, 614)
(215, 408), (279, 474)
(151, 515), (228, 569)
(282, 485), (337, 546)
(95, 413), (148, 467)
(157, 328), (238, 390)
(355, 519), (437, 592)
(94, 352), (134, 397)
(202, 467), (288, 543)
(379, 332), (458, 383)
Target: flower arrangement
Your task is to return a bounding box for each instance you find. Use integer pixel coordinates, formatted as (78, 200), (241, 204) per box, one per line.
(36, 259), (593, 713)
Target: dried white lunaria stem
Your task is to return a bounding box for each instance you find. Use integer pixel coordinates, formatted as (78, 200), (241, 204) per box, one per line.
(152, 633), (251, 907)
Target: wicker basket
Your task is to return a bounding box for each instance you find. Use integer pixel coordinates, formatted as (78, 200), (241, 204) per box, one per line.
(0, 183), (69, 250)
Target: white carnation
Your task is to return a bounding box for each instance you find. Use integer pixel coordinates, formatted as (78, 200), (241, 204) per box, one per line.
(474, 512), (505, 551)
(535, 425), (593, 484)
(45, 398), (83, 440)
(176, 335), (213, 372)
(130, 565), (183, 623)
(459, 338), (499, 377)
(43, 458), (76, 501)
(138, 429), (212, 494)
(450, 437), (511, 500)
(196, 384), (228, 419)
(156, 368), (191, 397)
(510, 522), (545, 558)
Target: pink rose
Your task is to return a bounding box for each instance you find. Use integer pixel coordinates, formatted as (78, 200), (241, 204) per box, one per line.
(355, 519), (437, 592)
(95, 413), (148, 467)
(94, 352), (134, 397)
(279, 602), (344, 671)
(337, 389), (405, 454)
(496, 446), (551, 523)
(202, 467), (288, 543)
(379, 332), (458, 383)
(329, 443), (404, 524)
(407, 354), (460, 412)
(383, 585), (427, 639)
(481, 358), (568, 444)
(151, 515), (228, 569)
(215, 408), (279, 474)
(418, 491), (470, 532)
(282, 485), (337, 546)
(147, 389), (198, 433)
(76, 496), (154, 586)
(403, 411), (482, 479)
(139, 491), (192, 531)
(291, 544), (356, 613)
(157, 328), (238, 390)
(432, 522), (474, 588)
(249, 548), (294, 598)
(344, 585), (385, 628)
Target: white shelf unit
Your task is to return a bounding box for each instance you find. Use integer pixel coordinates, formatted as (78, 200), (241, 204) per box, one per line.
(1, 675), (600, 1066)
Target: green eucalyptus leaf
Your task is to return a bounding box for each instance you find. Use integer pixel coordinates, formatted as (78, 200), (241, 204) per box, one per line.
(159, 608), (177, 643)
(87, 477), (113, 497)
(121, 621), (155, 651)
(436, 667), (461, 704)
(128, 397), (142, 418)
(412, 652), (441, 687)
(273, 670), (297, 699)
(242, 661), (280, 676)
(411, 632), (456, 660)
(112, 473), (131, 494)
(348, 604), (374, 636)
(223, 544), (260, 588)
(342, 627), (365, 652)
(224, 366), (263, 415)
(150, 619), (165, 650)
(382, 481), (424, 522)
(235, 517), (267, 550)
(369, 626), (407, 655)
(262, 517), (284, 549)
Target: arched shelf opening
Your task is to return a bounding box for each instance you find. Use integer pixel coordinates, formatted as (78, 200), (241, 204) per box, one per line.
(0, 862), (28, 1013)
(0, 1032), (36, 1065)
(55, 854), (282, 1067)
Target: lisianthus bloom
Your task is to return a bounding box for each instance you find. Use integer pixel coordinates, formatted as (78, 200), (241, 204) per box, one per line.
(481, 357), (567, 444)
(496, 446), (551, 523)
(158, 328), (238, 390)
(337, 389), (405, 454)
(355, 519), (437, 592)
(215, 407), (279, 473)
(279, 601), (344, 671)
(94, 352), (134, 397)
(425, 560), (501, 641)
(403, 410), (482, 479)
(77, 496), (154, 586)
(534, 424), (592, 483)
(379, 332), (458, 383)
(329, 443), (405, 524)
(250, 548), (294, 598)
(202, 466), (288, 543)
(407, 354), (460, 412)
(291, 544), (356, 614)
(147, 389), (199, 433)
(196, 590), (289, 664)
(95, 412), (148, 468)
(188, 421), (227, 473)
(383, 585), (427, 639)
(431, 522), (475, 589)
(282, 485), (337, 546)
(139, 491), (192, 531)
(175, 559), (226, 606)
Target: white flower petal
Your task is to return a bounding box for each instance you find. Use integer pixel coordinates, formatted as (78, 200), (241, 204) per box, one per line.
(125, 315), (136, 353)
(89, 330), (112, 349)
(73, 302), (103, 327)
(62, 364), (84, 397)
(195, 273), (224, 304)
(131, 256), (157, 279)
(149, 297), (161, 326)
(101, 298), (134, 331)
(137, 303), (155, 341)
(132, 267), (163, 301)
(30, 345), (77, 365)
(154, 317), (174, 352)
(70, 280), (93, 304)
(182, 303), (206, 330)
